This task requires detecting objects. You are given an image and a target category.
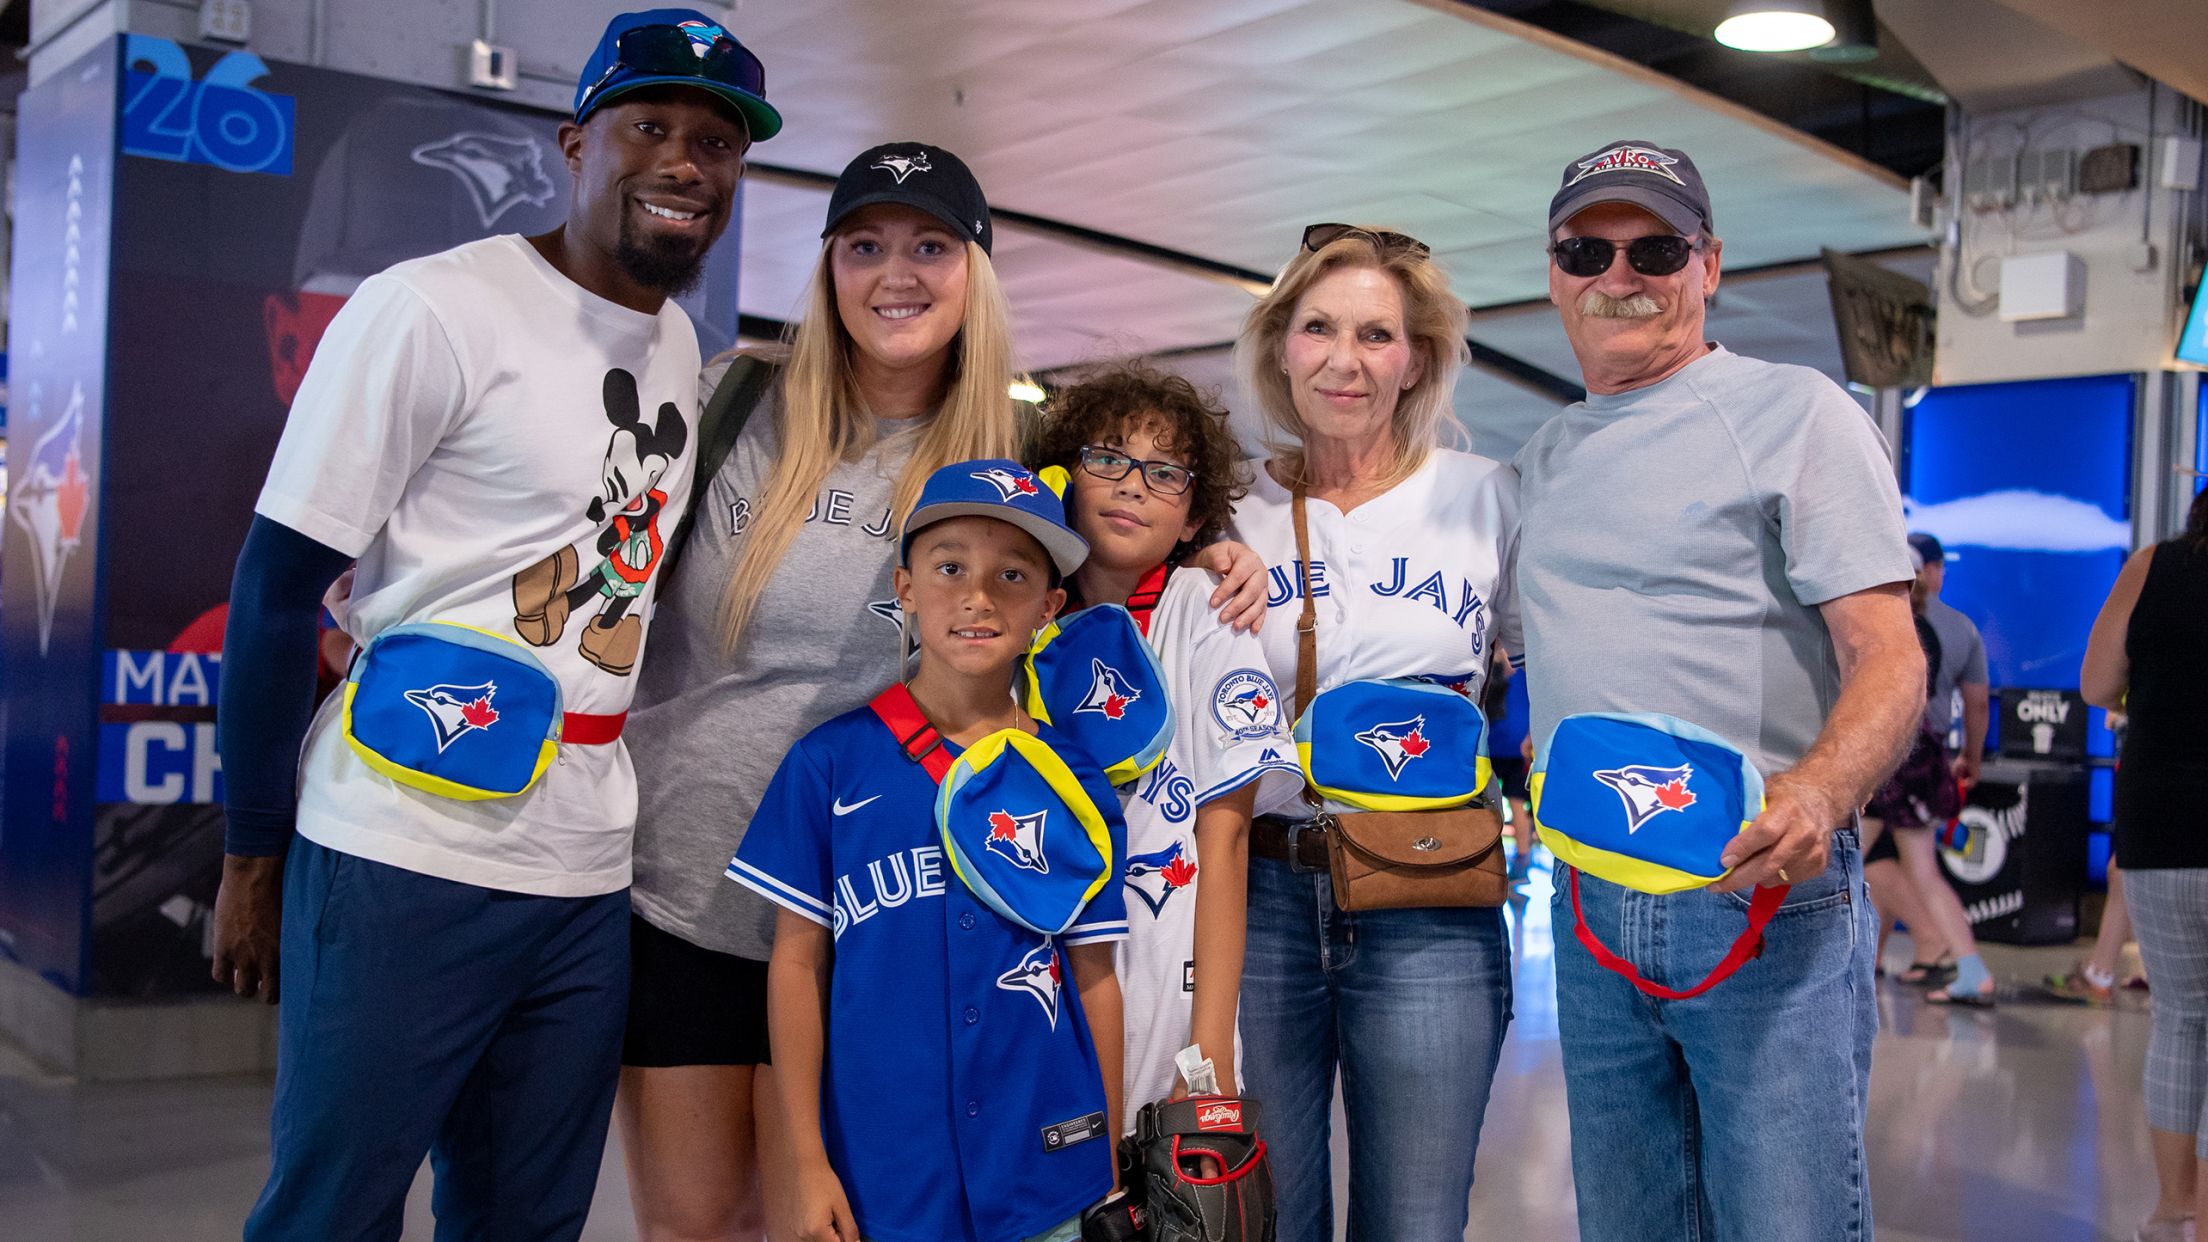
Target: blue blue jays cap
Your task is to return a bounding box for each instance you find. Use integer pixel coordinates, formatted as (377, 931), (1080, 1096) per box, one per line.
(901, 459), (1089, 579)
(574, 8), (782, 140)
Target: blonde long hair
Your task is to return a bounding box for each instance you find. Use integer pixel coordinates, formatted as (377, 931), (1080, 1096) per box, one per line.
(1233, 230), (1469, 490)
(715, 239), (1022, 654)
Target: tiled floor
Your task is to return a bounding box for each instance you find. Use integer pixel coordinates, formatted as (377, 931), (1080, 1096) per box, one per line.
(0, 861), (2163, 1240)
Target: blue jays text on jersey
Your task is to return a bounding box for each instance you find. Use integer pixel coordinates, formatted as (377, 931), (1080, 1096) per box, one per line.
(727, 705), (1128, 1242)
(1266, 555), (1490, 643)
(727, 486), (895, 541)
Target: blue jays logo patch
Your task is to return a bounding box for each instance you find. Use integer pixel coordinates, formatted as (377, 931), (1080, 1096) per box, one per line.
(409, 132), (556, 229)
(404, 682), (502, 753)
(1211, 669), (1280, 740)
(1125, 840), (1198, 917)
(986, 808), (1050, 873)
(867, 598), (904, 631)
(1594, 764), (1698, 834)
(675, 19), (729, 53)
(1565, 145), (1685, 188)
(871, 150), (933, 184)
(971, 466), (1042, 502)
(10, 380), (92, 657)
(997, 941), (1062, 1028)
(1355, 716), (1433, 781)
(1076, 659), (1142, 722)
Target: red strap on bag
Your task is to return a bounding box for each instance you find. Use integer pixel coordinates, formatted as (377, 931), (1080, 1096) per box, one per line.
(561, 711), (627, 745)
(1124, 563), (1170, 637)
(869, 684), (954, 782)
(1568, 869), (1790, 1001)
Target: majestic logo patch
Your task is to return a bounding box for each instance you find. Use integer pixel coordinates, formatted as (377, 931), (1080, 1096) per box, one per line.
(404, 682), (502, 753)
(986, 808), (1050, 873)
(971, 466), (1042, 501)
(871, 150), (933, 183)
(1211, 669), (1281, 740)
(11, 380), (92, 657)
(1076, 659), (1141, 722)
(997, 941), (1062, 1028)
(1594, 764), (1698, 833)
(1355, 716), (1433, 781)
(409, 132), (556, 229)
(1124, 840), (1197, 917)
(1564, 145), (1686, 188)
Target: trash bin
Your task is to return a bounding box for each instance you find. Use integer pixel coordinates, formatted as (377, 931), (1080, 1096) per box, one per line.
(1936, 759), (2088, 945)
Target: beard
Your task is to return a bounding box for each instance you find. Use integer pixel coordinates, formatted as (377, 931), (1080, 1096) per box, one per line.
(1579, 290), (1663, 319)
(615, 212), (712, 299)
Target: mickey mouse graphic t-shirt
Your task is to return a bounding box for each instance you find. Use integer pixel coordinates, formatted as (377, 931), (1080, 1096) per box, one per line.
(256, 234), (699, 896)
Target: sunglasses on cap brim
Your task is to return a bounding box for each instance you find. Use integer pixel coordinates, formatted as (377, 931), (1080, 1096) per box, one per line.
(578, 24), (767, 118)
(1549, 235), (1706, 279)
(1301, 222), (1431, 258)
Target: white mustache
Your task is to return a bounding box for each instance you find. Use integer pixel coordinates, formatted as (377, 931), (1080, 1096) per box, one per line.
(1579, 290), (1663, 319)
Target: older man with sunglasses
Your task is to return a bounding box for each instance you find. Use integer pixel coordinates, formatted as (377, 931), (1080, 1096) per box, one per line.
(1512, 141), (1923, 1240)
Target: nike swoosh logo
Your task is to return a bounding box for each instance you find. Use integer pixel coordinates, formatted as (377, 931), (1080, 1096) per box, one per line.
(832, 795), (882, 817)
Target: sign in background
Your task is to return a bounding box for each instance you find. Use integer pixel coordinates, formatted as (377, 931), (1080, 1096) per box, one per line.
(1997, 688), (2088, 762)
(3, 34), (744, 997)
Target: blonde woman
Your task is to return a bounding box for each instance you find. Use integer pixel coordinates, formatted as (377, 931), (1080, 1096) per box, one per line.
(614, 143), (1263, 1239)
(1230, 224), (1519, 1242)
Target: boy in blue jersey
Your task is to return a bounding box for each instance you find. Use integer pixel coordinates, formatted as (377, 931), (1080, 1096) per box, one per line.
(729, 460), (1127, 1242)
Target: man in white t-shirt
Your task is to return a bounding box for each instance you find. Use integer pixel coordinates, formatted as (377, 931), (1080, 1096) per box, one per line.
(209, 11), (780, 1237)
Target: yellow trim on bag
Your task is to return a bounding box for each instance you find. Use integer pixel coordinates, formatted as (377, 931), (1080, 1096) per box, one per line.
(940, 728), (1115, 910)
(1296, 742), (1490, 812)
(340, 681), (557, 801)
(1020, 618), (1166, 785)
(1527, 770), (1750, 896)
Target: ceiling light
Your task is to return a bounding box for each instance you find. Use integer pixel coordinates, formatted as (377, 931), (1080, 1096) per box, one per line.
(1714, 1), (1836, 52)
(1008, 380), (1046, 404)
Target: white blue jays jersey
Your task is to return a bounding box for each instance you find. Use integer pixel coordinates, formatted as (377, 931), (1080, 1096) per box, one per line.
(729, 704), (1128, 1242)
(1115, 570), (1298, 1123)
(1226, 450), (1521, 817)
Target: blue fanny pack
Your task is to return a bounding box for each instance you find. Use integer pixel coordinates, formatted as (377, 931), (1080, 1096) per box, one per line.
(1024, 604), (1175, 787)
(1293, 678), (1491, 812)
(341, 621), (563, 800)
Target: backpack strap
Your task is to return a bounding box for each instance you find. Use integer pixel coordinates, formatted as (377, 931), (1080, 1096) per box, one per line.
(663, 355), (779, 578)
(1125, 563), (1170, 637)
(870, 682), (954, 783)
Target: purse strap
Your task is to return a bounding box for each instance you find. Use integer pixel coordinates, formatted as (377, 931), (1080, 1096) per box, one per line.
(1290, 482), (1325, 815)
(1568, 868), (1790, 1000)
(869, 683), (955, 783)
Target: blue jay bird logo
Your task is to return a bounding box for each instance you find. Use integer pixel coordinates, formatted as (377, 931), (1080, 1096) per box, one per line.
(1076, 659), (1141, 722)
(404, 682), (502, 753)
(10, 380), (92, 657)
(996, 941), (1062, 1028)
(971, 466), (1042, 502)
(1593, 764), (1698, 834)
(409, 132), (557, 229)
(986, 808), (1050, 873)
(1124, 840), (1198, 917)
(871, 150), (934, 184)
(1355, 716), (1433, 781)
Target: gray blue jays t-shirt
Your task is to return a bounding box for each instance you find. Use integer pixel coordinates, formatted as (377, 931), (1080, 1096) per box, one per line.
(1512, 345), (1912, 778)
(626, 362), (924, 959)
(1920, 595), (1988, 736)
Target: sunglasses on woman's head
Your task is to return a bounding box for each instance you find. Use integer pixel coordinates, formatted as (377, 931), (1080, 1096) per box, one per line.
(1548, 235), (1705, 279)
(1301, 223), (1431, 258)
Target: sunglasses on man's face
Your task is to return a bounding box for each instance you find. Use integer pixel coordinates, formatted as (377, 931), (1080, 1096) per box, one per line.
(1548, 234), (1705, 279)
(579, 24), (766, 116)
(1302, 222), (1431, 258)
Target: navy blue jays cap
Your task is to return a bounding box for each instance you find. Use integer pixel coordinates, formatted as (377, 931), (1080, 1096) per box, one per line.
(823, 143), (993, 255)
(1549, 140), (1714, 238)
(574, 8), (782, 140)
(1908, 532), (1945, 567)
(902, 459), (1088, 579)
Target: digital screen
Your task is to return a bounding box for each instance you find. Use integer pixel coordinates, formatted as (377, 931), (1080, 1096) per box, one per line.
(2181, 277), (2208, 368)
(1904, 374), (2134, 761)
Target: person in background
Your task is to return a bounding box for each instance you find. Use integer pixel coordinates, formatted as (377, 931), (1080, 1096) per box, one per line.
(2082, 487), (2208, 1242)
(1910, 532), (1990, 788)
(1514, 139), (1923, 1241)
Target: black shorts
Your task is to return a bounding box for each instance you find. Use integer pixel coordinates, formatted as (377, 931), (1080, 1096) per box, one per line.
(1491, 754), (1530, 802)
(1864, 822), (1899, 865)
(621, 912), (772, 1067)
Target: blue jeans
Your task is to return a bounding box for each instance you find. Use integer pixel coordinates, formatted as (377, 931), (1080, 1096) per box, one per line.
(1552, 830), (1877, 1242)
(1239, 855), (1513, 1242)
(246, 837), (630, 1241)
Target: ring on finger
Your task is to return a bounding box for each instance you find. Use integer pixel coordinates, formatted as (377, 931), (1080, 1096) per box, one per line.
(1777, 867), (1792, 883)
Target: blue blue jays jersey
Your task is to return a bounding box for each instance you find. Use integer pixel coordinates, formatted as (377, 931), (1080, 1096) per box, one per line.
(729, 705), (1129, 1242)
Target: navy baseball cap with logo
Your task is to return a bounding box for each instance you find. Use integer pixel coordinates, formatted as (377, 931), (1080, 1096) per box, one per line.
(823, 142), (993, 255)
(1548, 140), (1715, 238)
(902, 459), (1088, 579)
(574, 8), (782, 140)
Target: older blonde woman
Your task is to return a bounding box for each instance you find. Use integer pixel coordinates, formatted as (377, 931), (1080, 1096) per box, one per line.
(1229, 224), (1519, 1242)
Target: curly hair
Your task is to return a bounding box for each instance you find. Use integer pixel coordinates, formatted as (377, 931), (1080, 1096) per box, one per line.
(1031, 361), (1252, 559)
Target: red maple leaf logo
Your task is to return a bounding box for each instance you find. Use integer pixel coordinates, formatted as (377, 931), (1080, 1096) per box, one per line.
(1103, 693), (1130, 720)
(1250, 694), (1269, 711)
(58, 447), (89, 545)
(1047, 953), (1062, 986)
(989, 811), (1019, 842)
(1654, 778), (1696, 811)
(461, 696), (500, 729)
(1014, 476), (1039, 495)
(1399, 729), (1431, 758)
(1161, 856), (1198, 889)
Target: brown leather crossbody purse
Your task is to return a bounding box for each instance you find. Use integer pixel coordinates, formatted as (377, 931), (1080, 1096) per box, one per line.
(1290, 482), (1507, 911)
